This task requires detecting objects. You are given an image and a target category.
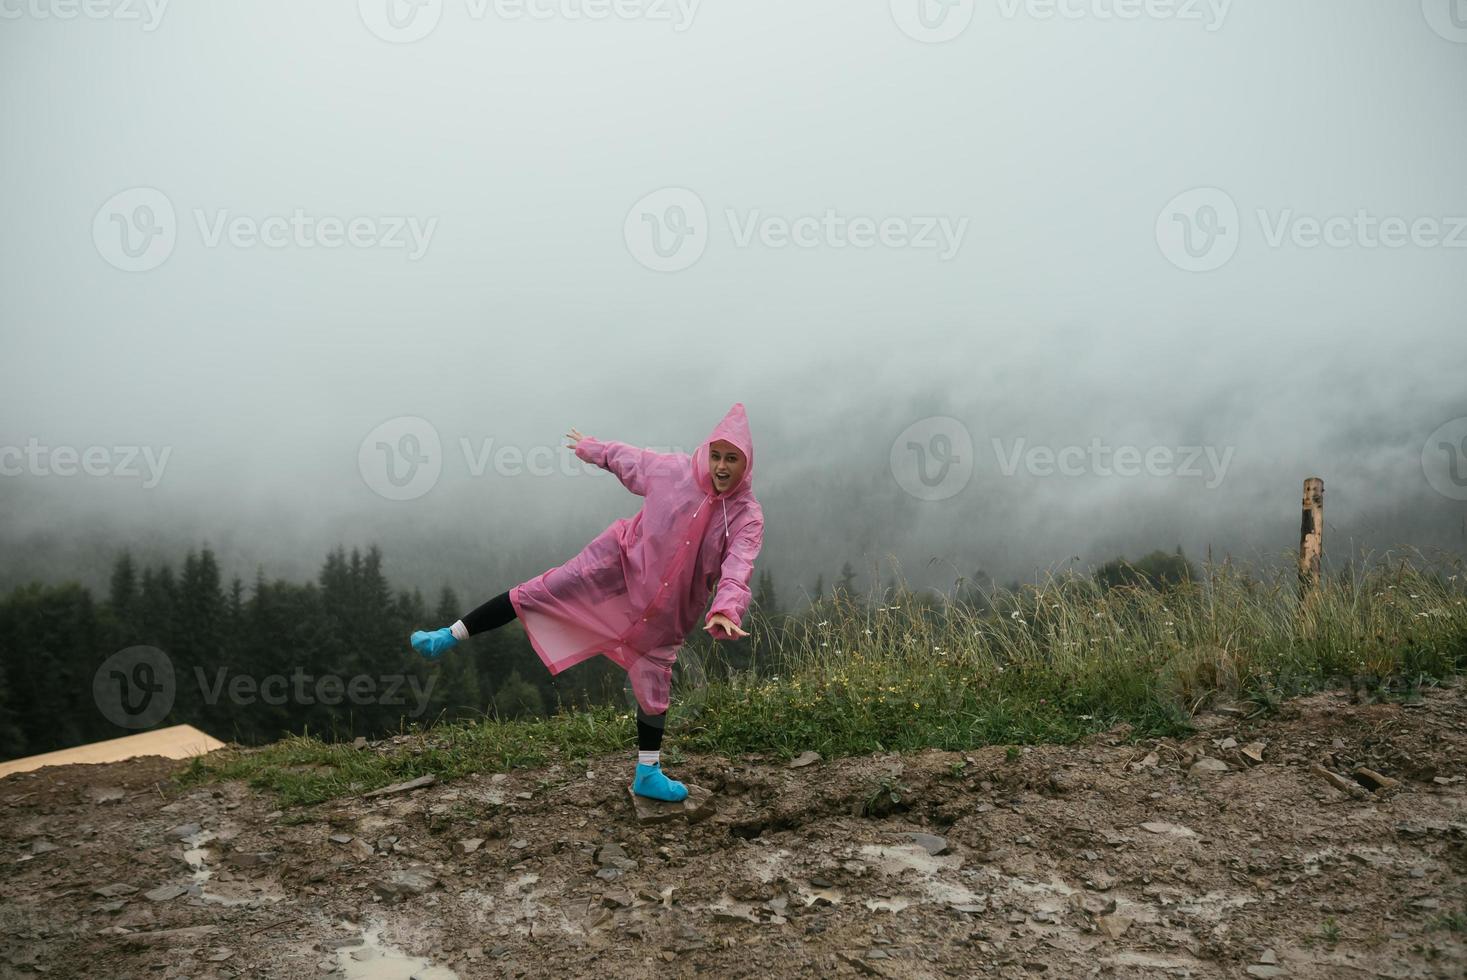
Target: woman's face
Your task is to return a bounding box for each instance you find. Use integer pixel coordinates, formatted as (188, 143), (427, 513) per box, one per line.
(709, 439), (746, 494)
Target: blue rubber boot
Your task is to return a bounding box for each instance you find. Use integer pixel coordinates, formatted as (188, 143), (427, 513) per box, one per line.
(632, 762), (688, 802)
(411, 627), (458, 660)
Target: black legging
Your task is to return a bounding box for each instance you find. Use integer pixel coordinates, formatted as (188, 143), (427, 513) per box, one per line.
(461, 590), (667, 751)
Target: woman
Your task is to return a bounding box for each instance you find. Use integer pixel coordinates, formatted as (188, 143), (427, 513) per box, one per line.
(411, 403), (764, 802)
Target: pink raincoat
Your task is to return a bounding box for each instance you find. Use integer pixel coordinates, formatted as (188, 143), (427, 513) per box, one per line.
(508, 403), (764, 715)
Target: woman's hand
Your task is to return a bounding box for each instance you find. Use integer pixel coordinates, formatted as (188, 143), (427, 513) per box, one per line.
(566, 427), (588, 450)
(705, 613), (749, 639)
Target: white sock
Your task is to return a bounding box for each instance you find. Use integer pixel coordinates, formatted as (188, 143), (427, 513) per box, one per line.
(449, 620), (469, 642)
(637, 750), (660, 767)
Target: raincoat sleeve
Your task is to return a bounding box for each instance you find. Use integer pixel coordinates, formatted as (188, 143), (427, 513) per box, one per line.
(704, 509), (764, 638)
(573, 436), (658, 497)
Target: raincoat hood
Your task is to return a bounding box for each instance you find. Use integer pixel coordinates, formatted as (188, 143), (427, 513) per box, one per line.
(693, 402), (754, 498)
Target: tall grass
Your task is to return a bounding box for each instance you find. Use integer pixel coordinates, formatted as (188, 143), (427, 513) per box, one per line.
(676, 550), (1467, 758)
(179, 552), (1466, 805)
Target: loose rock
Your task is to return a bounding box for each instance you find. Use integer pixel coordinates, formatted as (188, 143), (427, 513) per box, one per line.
(361, 774), (436, 799)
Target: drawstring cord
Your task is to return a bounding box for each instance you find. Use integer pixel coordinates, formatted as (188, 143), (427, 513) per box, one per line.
(695, 494), (729, 540)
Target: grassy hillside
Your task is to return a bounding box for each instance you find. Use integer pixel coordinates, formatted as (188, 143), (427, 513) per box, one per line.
(180, 554), (1467, 806)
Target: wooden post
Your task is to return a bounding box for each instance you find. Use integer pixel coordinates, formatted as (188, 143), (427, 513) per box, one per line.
(1298, 477), (1324, 595)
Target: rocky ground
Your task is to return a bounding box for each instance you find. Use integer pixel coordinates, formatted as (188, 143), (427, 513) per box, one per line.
(1, 683), (1464, 980)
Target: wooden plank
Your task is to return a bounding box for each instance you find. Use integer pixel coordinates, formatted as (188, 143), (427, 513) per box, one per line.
(0, 724), (225, 778)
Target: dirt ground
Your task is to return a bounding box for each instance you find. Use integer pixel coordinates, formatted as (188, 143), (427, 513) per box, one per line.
(2, 682), (1464, 980)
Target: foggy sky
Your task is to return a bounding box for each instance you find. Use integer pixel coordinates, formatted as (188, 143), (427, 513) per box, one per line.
(2, 0), (1465, 608)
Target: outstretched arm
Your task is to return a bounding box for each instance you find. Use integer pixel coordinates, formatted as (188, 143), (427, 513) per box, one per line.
(568, 428), (660, 497)
(704, 509), (764, 640)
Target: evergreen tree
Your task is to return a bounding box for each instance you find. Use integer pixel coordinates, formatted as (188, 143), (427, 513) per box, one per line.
(0, 583), (97, 753)
(492, 669), (544, 720)
(426, 585), (481, 722)
(0, 651), (23, 759)
(1094, 548), (1198, 592)
(109, 550), (137, 633)
(227, 577), (245, 631)
(752, 567), (781, 619)
(136, 565), (177, 649)
(0, 542), (599, 760)
(175, 547), (226, 728)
